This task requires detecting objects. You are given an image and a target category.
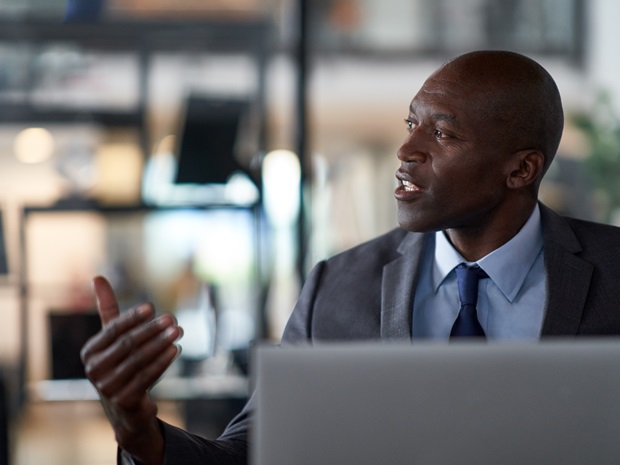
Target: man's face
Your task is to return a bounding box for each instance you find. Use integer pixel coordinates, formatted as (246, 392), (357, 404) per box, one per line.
(395, 68), (514, 233)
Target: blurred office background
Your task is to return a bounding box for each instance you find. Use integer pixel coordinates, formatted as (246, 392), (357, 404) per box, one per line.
(0, 0), (619, 463)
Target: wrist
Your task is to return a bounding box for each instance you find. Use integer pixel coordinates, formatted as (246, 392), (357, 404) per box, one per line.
(117, 417), (165, 465)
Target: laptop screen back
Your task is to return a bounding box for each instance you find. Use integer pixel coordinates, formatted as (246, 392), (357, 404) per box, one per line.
(253, 341), (620, 465)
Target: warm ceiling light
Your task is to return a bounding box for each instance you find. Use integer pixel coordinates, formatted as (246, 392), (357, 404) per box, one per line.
(14, 127), (55, 164)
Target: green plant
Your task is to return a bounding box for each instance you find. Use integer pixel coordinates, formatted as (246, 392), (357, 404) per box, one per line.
(570, 91), (620, 222)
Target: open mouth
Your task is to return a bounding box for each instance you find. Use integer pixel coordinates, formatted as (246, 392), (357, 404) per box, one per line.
(394, 176), (423, 201)
(400, 179), (420, 192)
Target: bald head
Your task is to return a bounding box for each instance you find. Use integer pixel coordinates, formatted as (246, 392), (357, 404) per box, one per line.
(434, 50), (564, 176)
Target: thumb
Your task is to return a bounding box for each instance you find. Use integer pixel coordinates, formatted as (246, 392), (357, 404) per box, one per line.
(92, 275), (120, 326)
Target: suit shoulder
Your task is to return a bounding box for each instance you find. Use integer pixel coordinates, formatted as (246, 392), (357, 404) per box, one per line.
(563, 217), (620, 242)
(326, 228), (410, 264)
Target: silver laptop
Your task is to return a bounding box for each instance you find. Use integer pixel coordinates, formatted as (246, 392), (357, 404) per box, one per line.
(252, 340), (620, 465)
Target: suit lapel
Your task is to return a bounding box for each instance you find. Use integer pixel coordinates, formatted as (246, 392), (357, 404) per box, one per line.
(380, 232), (426, 341)
(539, 204), (593, 336)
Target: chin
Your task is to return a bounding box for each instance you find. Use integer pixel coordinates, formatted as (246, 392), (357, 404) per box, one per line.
(397, 211), (441, 233)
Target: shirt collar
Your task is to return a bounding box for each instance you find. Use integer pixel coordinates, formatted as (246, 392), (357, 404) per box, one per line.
(433, 204), (544, 302)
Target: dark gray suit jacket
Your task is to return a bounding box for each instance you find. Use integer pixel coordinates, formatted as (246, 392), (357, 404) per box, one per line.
(157, 203), (620, 464)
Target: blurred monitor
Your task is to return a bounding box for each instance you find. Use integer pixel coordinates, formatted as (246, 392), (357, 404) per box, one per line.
(49, 312), (101, 379)
(174, 95), (250, 185)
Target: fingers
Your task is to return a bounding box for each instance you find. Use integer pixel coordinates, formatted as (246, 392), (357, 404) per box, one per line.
(92, 275), (121, 326)
(86, 315), (182, 382)
(112, 344), (180, 409)
(93, 320), (182, 406)
(81, 302), (155, 361)
(81, 296), (183, 405)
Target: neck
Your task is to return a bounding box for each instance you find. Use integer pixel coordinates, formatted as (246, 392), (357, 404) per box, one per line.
(444, 200), (537, 262)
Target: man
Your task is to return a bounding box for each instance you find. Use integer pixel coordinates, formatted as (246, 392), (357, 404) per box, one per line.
(81, 50), (620, 465)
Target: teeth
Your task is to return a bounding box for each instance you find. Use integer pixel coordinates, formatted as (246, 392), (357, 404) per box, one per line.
(402, 180), (418, 192)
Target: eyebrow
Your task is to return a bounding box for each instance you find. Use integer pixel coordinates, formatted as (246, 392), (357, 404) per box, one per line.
(408, 104), (460, 127)
(432, 113), (458, 124)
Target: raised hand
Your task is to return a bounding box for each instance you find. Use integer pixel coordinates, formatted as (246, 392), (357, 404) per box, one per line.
(81, 276), (183, 465)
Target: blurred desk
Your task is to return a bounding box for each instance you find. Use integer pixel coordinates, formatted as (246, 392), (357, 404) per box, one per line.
(29, 374), (249, 439)
(29, 373), (248, 402)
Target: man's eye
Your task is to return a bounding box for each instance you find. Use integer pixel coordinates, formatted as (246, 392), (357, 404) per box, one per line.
(434, 129), (446, 139)
(404, 119), (416, 132)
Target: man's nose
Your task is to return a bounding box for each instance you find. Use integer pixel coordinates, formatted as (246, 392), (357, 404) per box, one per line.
(397, 132), (427, 163)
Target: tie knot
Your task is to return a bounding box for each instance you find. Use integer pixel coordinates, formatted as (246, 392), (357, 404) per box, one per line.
(455, 264), (488, 306)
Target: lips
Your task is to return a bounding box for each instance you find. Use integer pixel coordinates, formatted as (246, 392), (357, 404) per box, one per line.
(395, 170), (423, 200)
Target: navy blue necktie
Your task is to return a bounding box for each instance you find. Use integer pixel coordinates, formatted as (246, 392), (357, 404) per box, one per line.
(450, 264), (488, 339)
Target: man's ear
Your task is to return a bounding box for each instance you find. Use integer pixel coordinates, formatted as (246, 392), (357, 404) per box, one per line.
(506, 150), (545, 189)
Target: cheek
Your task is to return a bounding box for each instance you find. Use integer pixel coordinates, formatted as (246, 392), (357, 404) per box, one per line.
(430, 161), (471, 194)
(434, 160), (504, 205)
(445, 149), (504, 178)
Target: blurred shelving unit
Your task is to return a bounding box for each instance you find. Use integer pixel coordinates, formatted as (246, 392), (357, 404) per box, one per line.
(0, 12), (276, 430)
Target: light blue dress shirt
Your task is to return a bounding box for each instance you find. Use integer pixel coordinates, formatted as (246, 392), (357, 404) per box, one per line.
(412, 205), (546, 340)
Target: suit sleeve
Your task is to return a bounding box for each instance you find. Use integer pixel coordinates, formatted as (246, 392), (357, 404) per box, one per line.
(159, 419), (248, 465)
(281, 260), (326, 344)
(117, 416), (249, 465)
